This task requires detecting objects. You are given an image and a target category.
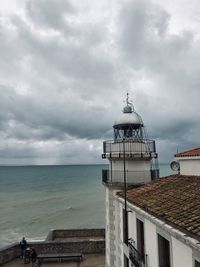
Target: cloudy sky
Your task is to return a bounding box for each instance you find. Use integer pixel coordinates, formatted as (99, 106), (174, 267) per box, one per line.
(0, 0), (200, 165)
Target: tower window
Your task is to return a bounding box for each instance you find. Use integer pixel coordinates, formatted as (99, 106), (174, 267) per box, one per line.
(195, 260), (200, 267)
(158, 234), (171, 267)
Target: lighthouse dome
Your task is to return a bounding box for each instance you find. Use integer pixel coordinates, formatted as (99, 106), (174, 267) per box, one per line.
(113, 104), (143, 127)
(113, 95), (146, 141)
(114, 112), (143, 127)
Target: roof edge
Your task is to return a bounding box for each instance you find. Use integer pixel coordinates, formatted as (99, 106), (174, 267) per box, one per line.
(175, 147), (200, 157)
(116, 194), (200, 252)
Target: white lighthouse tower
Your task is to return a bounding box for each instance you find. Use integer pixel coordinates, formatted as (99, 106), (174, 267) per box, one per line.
(102, 94), (159, 267)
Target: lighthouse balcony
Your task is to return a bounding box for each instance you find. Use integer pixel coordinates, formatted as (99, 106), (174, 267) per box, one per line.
(102, 169), (159, 186)
(102, 139), (157, 159)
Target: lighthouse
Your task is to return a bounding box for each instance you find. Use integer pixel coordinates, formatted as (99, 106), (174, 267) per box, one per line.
(102, 94), (159, 267)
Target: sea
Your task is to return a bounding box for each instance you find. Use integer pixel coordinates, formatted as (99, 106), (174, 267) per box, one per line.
(0, 164), (172, 248)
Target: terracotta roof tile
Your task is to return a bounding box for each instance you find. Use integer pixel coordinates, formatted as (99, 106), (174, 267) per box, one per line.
(175, 147), (200, 157)
(118, 175), (200, 240)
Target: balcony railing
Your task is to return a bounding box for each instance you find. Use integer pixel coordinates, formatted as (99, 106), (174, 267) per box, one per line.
(103, 139), (156, 155)
(128, 239), (146, 267)
(102, 169), (159, 184)
(151, 169), (160, 180)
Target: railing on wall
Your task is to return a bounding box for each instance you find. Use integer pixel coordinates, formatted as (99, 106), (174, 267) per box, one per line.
(150, 169), (160, 180)
(103, 139), (156, 154)
(128, 239), (147, 267)
(102, 169), (153, 184)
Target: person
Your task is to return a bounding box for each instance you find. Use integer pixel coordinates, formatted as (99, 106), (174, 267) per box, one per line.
(20, 237), (27, 258)
(30, 248), (37, 264)
(24, 247), (31, 264)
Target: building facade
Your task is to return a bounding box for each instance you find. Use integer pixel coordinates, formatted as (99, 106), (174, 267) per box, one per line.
(117, 172), (200, 267)
(102, 97), (200, 267)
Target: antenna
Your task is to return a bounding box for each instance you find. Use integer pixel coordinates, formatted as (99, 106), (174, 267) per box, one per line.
(126, 91), (129, 105)
(126, 91), (132, 105)
(124, 91), (134, 111)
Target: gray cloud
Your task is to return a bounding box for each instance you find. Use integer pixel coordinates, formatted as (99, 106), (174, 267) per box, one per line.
(0, 85), (112, 142)
(26, 0), (74, 30)
(0, 0), (200, 164)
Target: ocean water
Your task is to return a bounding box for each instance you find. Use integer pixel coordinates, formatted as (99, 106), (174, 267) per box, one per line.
(0, 163), (172, 248)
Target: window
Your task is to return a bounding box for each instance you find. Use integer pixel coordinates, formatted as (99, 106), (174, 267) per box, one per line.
(136, 218), (145, 260)
(124, 255), (129, 267)
(158, 234), (171, 267)
(195, 260), (200, 267)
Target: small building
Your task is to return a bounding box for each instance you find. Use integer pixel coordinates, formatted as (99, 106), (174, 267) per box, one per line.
(175, 147), (200, 175)
(102, 98), (200, 267)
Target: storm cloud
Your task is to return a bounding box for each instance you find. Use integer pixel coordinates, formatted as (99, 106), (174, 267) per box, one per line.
(0, 0), (200, 164)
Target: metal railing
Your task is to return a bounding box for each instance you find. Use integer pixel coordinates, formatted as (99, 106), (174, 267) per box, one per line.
(102, 169), (152, 184)
(102, 169), (109, 183)
(103, 139), (156, 154)
(128, 239), (146, 267)
(102, 169), (159, 184)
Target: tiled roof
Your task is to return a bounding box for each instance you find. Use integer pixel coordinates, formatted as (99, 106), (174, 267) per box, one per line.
(175, 147), (200, 157)
(118, 175), (200, 240)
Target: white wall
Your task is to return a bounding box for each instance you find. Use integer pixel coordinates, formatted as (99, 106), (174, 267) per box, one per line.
(111, 159), (150, 171)
(105, 187), (110, 267)
(105, 187), (118, 267)
(125, 201), (196, 267)
(106, 188), (126, 267)
(128, 210), (136, 241)
(119, 202), (125, 267)
(126, 160), (150, 172)
(112, 200), (136, 267)
(178, 158), (200, 175)
(145, 219), (159, 267)
(172, 236), (193, 267)
(110, 159), (151, 183)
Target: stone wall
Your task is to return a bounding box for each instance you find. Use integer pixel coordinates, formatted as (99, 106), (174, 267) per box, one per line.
(0, 243), (20, 266)
(28, 240), (105, 254)
(46, 228), (105, 241)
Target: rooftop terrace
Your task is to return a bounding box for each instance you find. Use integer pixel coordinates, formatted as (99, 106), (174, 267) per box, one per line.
(0, 229), (105, 267)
